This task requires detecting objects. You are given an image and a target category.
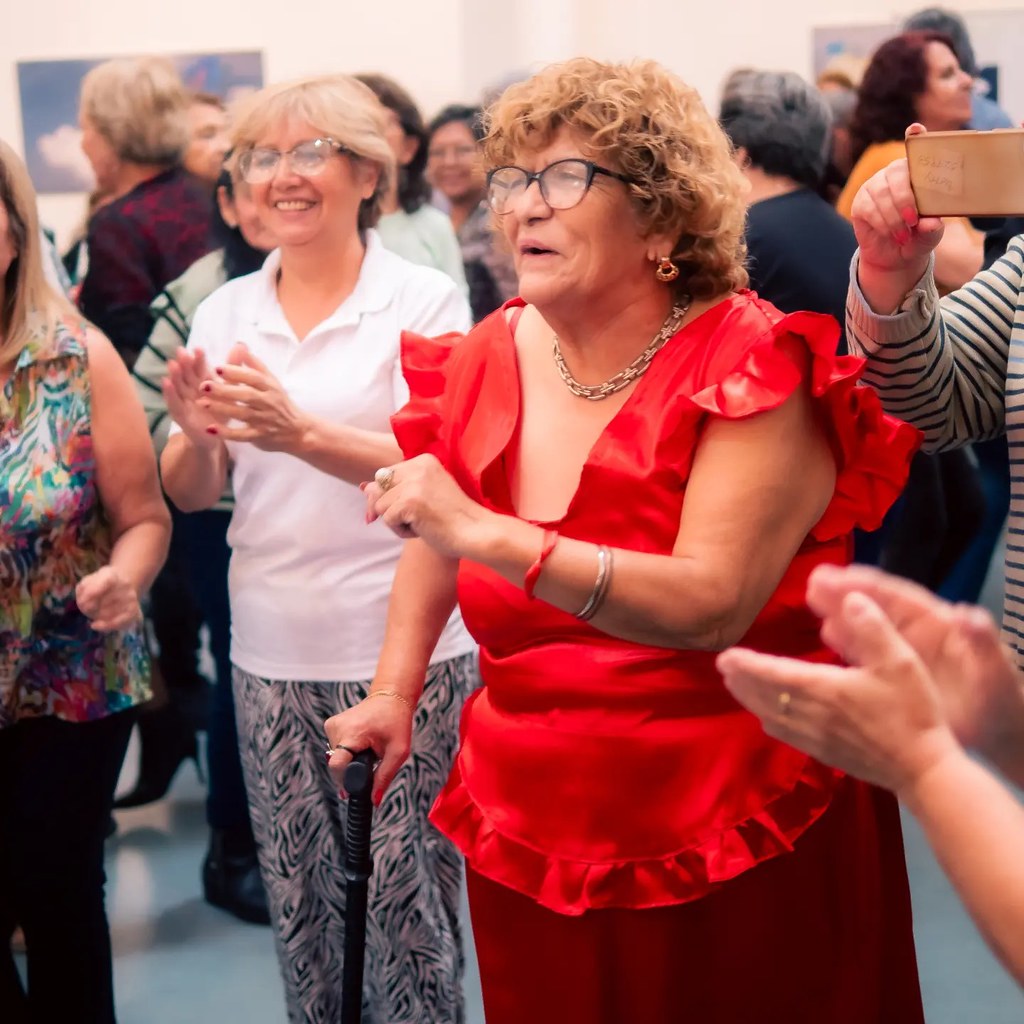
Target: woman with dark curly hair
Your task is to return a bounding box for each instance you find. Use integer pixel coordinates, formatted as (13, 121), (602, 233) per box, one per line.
(837, 30), (981, 293)
(325, 56), (924, 1023)
(355, 72), (467, 293)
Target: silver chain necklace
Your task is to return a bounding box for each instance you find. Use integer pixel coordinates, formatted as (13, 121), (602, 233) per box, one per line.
(552, 298), (692, 401)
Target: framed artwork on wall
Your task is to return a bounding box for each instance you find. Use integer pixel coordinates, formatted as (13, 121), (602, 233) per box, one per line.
(16, 50), (264, 194)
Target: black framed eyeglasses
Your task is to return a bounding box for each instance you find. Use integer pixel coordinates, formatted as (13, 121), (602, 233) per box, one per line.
(486, 158), (634, 215)
(237, 137), (348, 185)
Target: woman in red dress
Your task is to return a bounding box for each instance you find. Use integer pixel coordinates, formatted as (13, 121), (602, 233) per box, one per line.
(326, 57), (924, 1022)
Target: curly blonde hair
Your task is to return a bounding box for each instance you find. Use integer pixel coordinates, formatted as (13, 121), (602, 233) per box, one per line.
(483, 57), (749, 299)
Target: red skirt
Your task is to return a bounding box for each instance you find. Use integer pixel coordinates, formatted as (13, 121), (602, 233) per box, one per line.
(466, 779), (923, 1024)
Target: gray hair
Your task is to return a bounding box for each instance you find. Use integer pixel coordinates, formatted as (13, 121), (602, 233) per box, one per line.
(903, 7), (978, 76)
(79, 57), (189, 166)
(719, 70), (832, 190)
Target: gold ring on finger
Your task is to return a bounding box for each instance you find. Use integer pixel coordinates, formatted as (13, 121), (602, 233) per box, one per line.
(374, 467), (396, 492)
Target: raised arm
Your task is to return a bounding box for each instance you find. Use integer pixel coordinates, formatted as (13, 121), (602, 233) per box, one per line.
(845, 138), (1017, 451)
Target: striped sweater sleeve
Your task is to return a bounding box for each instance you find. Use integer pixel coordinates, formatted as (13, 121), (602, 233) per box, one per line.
(846, 239), (1024, 453)
(132, 290), (190, 456)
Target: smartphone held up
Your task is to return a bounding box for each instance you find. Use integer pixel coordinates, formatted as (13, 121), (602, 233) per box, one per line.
(906, 128), (1024, 217)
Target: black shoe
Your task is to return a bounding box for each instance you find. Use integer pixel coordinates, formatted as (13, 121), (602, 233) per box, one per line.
(113, 705), (203, 809)
(203, 829), (271, 925)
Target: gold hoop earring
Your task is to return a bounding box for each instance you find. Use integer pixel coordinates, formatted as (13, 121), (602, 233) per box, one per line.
(655, 256), (679, 283)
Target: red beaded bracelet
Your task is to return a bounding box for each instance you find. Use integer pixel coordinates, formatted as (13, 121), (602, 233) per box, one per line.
(524, 529), (559, 600)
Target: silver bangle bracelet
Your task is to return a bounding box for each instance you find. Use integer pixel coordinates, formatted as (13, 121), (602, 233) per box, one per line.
(576, 544), (613, 621)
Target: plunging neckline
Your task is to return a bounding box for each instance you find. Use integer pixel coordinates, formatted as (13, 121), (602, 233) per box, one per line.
(494, 297), (732, 526)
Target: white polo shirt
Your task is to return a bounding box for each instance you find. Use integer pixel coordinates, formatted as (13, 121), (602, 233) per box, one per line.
(173, 231), (475, 681)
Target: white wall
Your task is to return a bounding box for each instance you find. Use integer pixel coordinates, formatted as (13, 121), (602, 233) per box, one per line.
(4, 0), (1023, 245)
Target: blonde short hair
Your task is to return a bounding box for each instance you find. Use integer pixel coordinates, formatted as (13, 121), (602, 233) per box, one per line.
(0, 141), (79, 366)
(484, 57), (749, 299)
(79, 57), (189, 165)
(230, 75), (395, 233)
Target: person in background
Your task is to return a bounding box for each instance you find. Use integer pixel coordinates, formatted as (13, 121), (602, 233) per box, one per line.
(182, 92), (231, 187)
(845, 139), (1024, 666)
(160, 75), (477, 1023)
(837, 31), (982, 292)
(0, 139), (170, 1024)
(903, 7), (1013, 130)
(902, 6), (1018, 604)
(720, 70), (856, 352)
(426, 104), (518, 320)
(818, 85), (858, 205)
(325, 56), (922, 1023)
(62, 188), (112, 291)
(815, 55), (867, 205)
(839, 32), (986, 586)
(718, 562), (1024, 987)
(354, 72), (468, 295)
(77, 55), (216, 816)
(78, 56), (214, 367)
(133, 158), (276, 925)
(816, 53), (868, 94)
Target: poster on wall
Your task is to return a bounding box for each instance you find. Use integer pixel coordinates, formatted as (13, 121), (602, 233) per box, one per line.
(812, 11), (1024, 124)
(17, 51), (264, 194)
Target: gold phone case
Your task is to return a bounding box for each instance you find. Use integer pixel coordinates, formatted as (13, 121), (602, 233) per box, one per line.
(906, 129), (1024, 217)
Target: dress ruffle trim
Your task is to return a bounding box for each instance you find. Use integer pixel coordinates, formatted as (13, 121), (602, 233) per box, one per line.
(687, 310), (921, 540)
(430, 754), (845, 916)
(392, 328), (466, 464)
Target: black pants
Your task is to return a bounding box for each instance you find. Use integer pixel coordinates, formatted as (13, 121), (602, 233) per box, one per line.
(0, 710), (135, 1024)
(182, 508), (251, 833)
(149, 506), (207, 709)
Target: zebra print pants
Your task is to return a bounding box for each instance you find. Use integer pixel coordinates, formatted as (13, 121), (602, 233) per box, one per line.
(232, 653), (479, 1024)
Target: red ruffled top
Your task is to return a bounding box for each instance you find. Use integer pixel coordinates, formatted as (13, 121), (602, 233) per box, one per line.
(393, 293), (920, 917)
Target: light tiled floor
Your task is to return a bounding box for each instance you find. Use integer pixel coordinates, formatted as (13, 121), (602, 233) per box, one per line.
(100, 741), (1024, 1020)
(14, 546), (1024, 1022)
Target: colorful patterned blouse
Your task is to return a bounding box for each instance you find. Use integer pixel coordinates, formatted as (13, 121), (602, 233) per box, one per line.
(0, 317), (151, 728)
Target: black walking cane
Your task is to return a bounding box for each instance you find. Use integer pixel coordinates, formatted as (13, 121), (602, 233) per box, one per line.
(341, 749), (377, 1024)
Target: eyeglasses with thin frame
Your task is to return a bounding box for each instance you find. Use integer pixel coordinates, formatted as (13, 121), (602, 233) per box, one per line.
(486, 158), (634, 215)
(237, 137), (348, 185)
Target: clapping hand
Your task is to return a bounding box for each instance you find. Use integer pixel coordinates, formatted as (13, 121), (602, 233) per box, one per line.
(199, 343), (311, 453)
(163, 348), (220, 449)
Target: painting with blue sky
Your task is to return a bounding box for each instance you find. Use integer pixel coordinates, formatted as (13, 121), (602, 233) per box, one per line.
(17, 51), (263, 193)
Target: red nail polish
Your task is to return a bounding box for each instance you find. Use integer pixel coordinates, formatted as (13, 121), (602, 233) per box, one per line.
(901, 206), (918, 226)
(215, 366), (225, 376)
(201, 382), (212, 393)
(206, 426), (218, 435)
(338, 790), (349, 800)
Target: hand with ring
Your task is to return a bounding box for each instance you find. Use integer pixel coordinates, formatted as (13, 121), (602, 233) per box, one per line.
(716, 579), (959, 797)
(362, 453), (500, 560)
(324, 689), (415, 805)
